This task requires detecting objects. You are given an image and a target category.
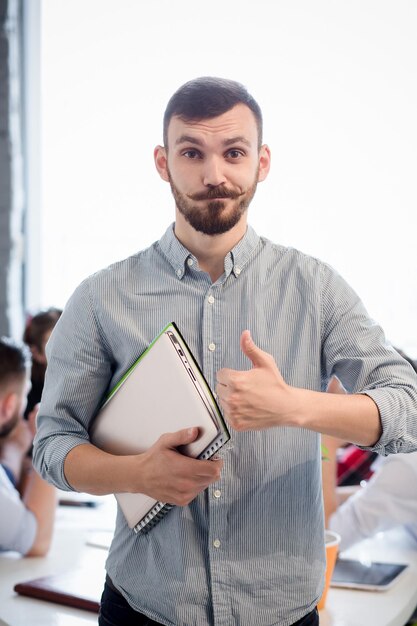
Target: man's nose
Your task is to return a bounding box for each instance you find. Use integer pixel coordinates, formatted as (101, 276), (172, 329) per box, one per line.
(203, 157), (227, 187)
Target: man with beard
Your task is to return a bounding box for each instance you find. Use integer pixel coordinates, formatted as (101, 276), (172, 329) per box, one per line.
(0, 337), (56, 555)
(33, 77), (417, 625)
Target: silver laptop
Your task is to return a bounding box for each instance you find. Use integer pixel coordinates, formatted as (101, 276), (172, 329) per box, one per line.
(89, 322), (230, 534)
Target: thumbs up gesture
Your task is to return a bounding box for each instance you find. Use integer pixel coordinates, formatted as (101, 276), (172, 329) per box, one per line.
(216, 330), (292, 431)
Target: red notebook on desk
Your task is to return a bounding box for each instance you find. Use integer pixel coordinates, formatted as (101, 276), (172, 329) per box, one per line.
(14, 568), (102, 613)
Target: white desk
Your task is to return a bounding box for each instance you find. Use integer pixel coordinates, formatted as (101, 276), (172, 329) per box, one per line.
(0, 496), (116, 626)
(1, 503), (417, 626)
(320, 529), (417, 626)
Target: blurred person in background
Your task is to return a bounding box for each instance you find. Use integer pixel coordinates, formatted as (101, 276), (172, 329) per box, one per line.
(23, 308), (62, 417)
(323, 350), (417, 552)
(0, 337), (57, 555)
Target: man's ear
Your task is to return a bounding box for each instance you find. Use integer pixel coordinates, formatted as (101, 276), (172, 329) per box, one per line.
(257, 144), (271, 183)
(0, 391), (18, 422)
(154, 145), (170, 182)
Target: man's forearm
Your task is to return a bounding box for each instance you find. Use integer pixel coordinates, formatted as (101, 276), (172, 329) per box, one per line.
(63, 431), (223, 507)
(291, 389), (382, 446)
(63, 443), (142, 495)
(22, 467), (57, 556)
(217, 334), (383, 445)
(221, 377), (382, 446)
(0, 440), (27, 485)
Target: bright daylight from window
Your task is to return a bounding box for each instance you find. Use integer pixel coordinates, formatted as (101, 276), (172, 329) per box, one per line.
(36, 0), (417, 357)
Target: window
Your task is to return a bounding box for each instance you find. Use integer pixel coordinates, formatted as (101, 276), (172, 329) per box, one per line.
(28, 0), (417, 357)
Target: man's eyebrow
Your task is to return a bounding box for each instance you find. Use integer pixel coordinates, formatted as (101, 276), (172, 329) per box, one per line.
(222, 136), (252, 147)
(175, 135), (204, 146)
(174, 135), (252, 147)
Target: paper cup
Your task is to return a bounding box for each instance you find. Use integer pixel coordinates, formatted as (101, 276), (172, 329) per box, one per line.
(318, 530), (341, 610)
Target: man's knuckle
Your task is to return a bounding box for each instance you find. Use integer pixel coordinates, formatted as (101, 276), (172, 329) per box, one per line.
(228, 371), (241, 387)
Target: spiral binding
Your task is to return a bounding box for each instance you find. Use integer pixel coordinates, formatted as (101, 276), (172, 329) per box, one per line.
(134, 502), (174, 534)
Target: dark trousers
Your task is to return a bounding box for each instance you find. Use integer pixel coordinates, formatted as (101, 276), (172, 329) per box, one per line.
(98, 582), (319, 626)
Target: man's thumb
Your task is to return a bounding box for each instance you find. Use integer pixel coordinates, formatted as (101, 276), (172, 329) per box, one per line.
(240, 330), (268, 368)
(162, 427), (200, 449)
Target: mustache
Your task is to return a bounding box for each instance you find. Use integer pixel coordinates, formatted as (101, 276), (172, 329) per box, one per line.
(188, 186), (243, 201)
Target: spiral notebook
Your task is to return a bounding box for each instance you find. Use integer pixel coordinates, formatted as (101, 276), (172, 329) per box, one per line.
(89, 322), (230, 534)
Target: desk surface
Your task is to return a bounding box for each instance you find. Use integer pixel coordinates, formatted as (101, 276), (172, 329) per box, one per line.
(320, 529), (417, 626)
(0, 495), (116, 626)
(1, 499), (416, 626)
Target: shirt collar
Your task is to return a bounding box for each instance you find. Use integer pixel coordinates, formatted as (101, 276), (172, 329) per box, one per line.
(158, 222), (260, 280)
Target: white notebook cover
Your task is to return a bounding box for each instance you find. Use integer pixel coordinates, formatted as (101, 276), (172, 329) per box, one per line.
(89, 322), (229, 533)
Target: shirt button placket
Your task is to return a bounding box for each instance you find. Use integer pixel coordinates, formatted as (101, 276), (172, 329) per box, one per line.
(202, 285), (230, 623)
(202, 288), (218, 386)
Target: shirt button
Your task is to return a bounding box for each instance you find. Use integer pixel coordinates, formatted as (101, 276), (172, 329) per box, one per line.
(187, 258), (194, 266)
(208, 295), (215, 304)
(213, 539), (221, 548)
(208, 343), (216, 352)
(234, 266), (241, 275)
(176, 269), (182, 277)
(213, 489), (221, 498)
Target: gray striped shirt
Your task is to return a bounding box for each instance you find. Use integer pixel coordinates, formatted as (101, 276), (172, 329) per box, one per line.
(33, 224), (417, 626)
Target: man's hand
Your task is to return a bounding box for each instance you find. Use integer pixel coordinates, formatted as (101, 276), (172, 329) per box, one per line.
(216, 330), (296, 431)
(1, 417), (33, 455)
(27, 403), (40, 439)
(134, 427), (223, 506)
(0, 415), (35, 487)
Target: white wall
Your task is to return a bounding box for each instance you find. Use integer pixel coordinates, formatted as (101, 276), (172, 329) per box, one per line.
(37, 0), (417, 356)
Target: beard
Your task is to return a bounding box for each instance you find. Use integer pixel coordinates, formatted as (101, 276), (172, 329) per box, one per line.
(168, 168), (259, 236)
(0, 409), (20, 437)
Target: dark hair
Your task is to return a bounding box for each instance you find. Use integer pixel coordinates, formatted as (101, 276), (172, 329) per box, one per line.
(0, 337), (31, 390)
(163, 77), (263, 149)
(23, 308), (62, 352)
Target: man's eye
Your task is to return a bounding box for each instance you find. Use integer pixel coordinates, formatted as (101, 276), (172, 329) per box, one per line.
(226, 149), (244, 159)
(183, 150), (201, 159)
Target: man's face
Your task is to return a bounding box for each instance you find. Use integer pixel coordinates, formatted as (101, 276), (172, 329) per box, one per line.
(157, 104), (270, 236)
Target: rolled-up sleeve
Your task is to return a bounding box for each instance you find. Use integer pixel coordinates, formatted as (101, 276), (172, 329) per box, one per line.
(320, 263), (417, 455)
